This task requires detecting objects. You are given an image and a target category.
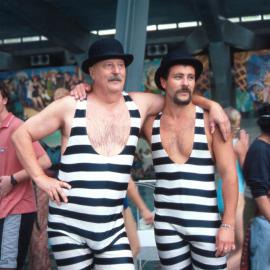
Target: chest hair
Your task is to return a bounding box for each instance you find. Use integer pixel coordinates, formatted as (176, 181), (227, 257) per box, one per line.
(161, 117), (195, 162)
(86, 107), (130, 156)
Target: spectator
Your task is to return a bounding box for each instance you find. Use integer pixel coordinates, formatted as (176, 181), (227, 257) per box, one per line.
(0, 82), (51, 270)
(243, 103), (270, 270)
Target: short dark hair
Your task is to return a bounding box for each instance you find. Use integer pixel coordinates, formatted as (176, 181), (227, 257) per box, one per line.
(0, 81), (9, 100)
(257, 103), (270, 134)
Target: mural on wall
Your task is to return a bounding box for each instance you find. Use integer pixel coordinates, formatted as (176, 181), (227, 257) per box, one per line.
(234, 49), (270, 113)
(193, 54), (211, 98)
(140, 58), (162, 94)
(0, 65), (84, 120)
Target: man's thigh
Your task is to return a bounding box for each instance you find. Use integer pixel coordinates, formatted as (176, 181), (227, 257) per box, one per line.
(94, 233), (134, 270)
(49, 230), (93, 270)
(155, 221), (192, 270)
(190, 239), (227, 270)
(0, 213), (35, 270)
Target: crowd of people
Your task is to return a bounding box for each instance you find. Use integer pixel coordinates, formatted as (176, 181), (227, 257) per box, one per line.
(0, 37), (269, 270)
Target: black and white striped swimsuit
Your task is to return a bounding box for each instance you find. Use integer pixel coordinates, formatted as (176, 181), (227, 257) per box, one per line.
(151, 106), (226, 269)
(47, 92), (140, 268)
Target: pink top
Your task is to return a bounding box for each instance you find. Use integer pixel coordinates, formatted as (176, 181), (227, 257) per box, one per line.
(0, 113), (46, 218)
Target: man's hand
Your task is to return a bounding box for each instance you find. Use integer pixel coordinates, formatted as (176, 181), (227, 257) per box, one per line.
(0, 176), (13, 198)
(140, 208), (154, 224)
(70, 83), (91, 100)
(35, 175), (71, 205)
(208, 103), (230, 141)
(215, 227), (235, 257)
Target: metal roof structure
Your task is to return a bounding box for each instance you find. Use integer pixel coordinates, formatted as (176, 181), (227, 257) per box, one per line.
(0, 0), (270, 57)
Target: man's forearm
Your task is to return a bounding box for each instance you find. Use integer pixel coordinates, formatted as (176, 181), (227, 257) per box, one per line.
(255, 195), (270, 222)
(12, 154), (51, 184)
(127, 178), (148, 212)
(192, 94), (216, 110)
(222, 176), (238, 226)
(12, 128), (47, 183)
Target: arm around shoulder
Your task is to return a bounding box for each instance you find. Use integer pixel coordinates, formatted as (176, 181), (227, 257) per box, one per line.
(193, 94), (230, 141)
(130, 92), (164, 119)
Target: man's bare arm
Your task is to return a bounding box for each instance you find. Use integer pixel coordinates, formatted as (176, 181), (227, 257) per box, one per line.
(129, 92), (164, 122)
(212, 127), (238, 257)
(12, 97), (73, 203)
(255, 196), (270, 222)
(127, 178), (154, 224)
(192, 94), (230, 141)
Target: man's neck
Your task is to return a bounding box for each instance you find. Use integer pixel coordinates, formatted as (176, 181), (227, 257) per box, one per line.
(163, 99), (195, 119)
(0, 108), (9, 124)
(91, 85), (123, 104)
(259, 133), (270, 145)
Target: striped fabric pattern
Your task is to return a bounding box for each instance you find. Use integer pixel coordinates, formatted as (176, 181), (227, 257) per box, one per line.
(151, 106), (227, 269)
(47, 92), (140, 269)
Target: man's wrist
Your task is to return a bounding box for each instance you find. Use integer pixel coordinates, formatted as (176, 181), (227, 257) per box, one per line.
(10, 174), (18, 186)
(220, 223), (234, 230)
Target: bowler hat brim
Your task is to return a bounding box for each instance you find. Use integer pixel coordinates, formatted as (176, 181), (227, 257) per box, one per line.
(82, 54), (134, 74)
(154, 58), (203, 91)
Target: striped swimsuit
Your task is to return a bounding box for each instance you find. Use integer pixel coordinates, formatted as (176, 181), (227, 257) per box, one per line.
(48, 92), (140, 270)
(152, 106), (227, 270)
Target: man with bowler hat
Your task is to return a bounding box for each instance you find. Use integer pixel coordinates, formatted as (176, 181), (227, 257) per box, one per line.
(12, 38), (229, 269)
(141, 50), (238, 269)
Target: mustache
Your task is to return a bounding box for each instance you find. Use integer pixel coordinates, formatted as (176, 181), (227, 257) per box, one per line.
(175, 87), (191, 94)
(108, 75), (122, 82)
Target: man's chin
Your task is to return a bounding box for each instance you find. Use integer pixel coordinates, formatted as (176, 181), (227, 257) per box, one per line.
(173, 96), (192, 106)
(108, 84), (124, 92)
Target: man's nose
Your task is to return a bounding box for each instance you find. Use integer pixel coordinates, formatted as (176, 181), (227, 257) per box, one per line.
(182, 77), (189, 86)
(112, 64), (120, 73)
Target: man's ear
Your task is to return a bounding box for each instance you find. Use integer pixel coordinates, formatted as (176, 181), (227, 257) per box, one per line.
(89, 67), (94, 78)
(160, 77), (167, 90)
(3, 97), (8, 106)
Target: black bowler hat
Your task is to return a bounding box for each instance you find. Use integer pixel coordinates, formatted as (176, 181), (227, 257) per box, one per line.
(154, 50), (203, 91)
(257, 103), (270, 118)
(81, 38), (134, 74)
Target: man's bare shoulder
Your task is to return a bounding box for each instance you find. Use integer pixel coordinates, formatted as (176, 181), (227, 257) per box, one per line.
(44, 95), (76, 113)
(129, 91), (163, 101)
(142, 115), (156, 143)
(19, 95), (78, 140)
(55, 95), (77, 106)
(26, 95), (77, 125)
(129, 92), (164, 117)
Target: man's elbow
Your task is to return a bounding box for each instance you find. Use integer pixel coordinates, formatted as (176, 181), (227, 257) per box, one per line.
(11, 128), (22, 147)
(12, 126), (33, 147)
(39, 154), (52, 170)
